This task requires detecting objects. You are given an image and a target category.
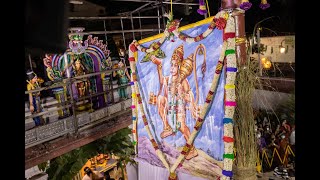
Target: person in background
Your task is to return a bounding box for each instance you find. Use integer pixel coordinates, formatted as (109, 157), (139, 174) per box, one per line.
(277, 119), (291, 139)
(262, 117), (270, 128)
(82, 167), (93, 180)
(82, 167), (104, 180)
(257, 130), (268, 173)
(26, 70), (46, 126)
(263, 125), (272, 142)
(257, 131), (267, 152)
(289, 125), (295, 151)
(282, 119), (291, 132)
(289, 124), (295, 170)
(104, 169), (115, 180)
(113, 61), (130, 100)
(272, 133), (290, 179)
(257, 124), (264, 133)
(119, 48), (129, 66)
(271, 121), (277, 133)
(274, 124), (281, 135)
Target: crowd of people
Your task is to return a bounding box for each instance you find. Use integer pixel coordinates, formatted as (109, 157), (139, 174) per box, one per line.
(255, 113), (295, 179)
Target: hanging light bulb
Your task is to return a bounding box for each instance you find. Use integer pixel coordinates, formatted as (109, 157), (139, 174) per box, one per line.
(197, 0), (207, 15)
(259, 0), (270, 10)
(240, 0), (252, 11)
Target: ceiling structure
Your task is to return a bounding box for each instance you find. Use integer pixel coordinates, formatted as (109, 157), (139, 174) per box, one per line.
(25, 0), (295, 65)
(68, 0), (219, 49)
(67, 0), (295, 51)
(69, 0), (295, 34)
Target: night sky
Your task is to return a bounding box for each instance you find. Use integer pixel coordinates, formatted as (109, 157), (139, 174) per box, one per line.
(244, 0), (295, 35)
(86, 0), (295, 36)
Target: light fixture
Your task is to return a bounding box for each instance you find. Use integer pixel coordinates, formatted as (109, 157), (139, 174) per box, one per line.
(70, 0), (83, 5)
(261, 57), (272, 69)
(279, 39), (286, 53)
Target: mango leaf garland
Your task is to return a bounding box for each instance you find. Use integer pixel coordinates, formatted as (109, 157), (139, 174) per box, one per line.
(140, 42), (166, 63)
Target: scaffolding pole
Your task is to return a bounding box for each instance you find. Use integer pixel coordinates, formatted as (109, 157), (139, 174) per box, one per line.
(130, 2), (154, 14)
(138, 12), (143, 39)
(111, 0), (198, 5)
(68, 29), (161, 36)
(130, 14), (135, 40)
(160, 0), (166, 29)
(120, 18), (127, 50)
(157, 7), (161, 34)
(69, 16), (160, 20)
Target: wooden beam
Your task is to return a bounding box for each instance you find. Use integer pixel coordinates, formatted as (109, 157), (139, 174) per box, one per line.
(25, 112), (132, 169)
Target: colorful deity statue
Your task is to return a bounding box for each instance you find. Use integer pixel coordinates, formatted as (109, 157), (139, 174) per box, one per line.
(101, 56), (113, 104)
(113, 61), (130, 100)
(45, 27), (112, 110)
(26, 70), (46, 126)
(68, 27), (88, 55)
(71, 58), (92, 111)
(43, 54), (70, 118)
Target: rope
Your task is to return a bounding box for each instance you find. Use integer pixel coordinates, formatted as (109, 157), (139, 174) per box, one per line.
(234, 145), (295, 170)
(259, 145), (295, 168)
(205, 0), (211, 17)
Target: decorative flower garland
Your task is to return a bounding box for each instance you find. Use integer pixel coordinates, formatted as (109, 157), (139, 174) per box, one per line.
(131, 79), (139, 154)
(131, 13), (221, 54)
(221, 13), (237, 180)
(129, 10), (238, 180)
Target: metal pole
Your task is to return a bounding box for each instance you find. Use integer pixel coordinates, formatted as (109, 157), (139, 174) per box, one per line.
(163, 1), (198, 5)
(69, 16), (160, 20)
(250, 16), (280, 76)
(257, 27), (262, 76)
(130, 13), (135, 40)
(129, 2), (153, 14)
(138, 12), (143, 39)
(161, 0), (166, 29)
(112, 0), (158, 3)
(28, 54), (33, 71)
(103, 20), (108, 42)
(63, 53), (78, 132)
(111, 0), (198, 5)
(233, 9), (247, 65)
(157, 7), (161, 34)
(120, 18), (127, 49)
(69, 29), (161, 36)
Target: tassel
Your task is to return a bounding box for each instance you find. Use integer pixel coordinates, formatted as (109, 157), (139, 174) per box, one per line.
(240, 0), (252, 11)
(259, 0), (270, 10)
(197, 0), (207, 15)
(168, 172), (178, 180)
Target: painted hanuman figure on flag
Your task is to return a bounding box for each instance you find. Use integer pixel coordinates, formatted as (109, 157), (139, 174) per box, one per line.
(150, 44), (206, 160)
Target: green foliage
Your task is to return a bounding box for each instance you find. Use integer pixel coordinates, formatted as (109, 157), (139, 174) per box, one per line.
(252, 43), (267, 55)
(38, 161), (48, 172)
(45, 127), (135, 179)
(140, 42), (166, 63)
(275, 90), (295, 125)
(97, 127), (137, 178)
